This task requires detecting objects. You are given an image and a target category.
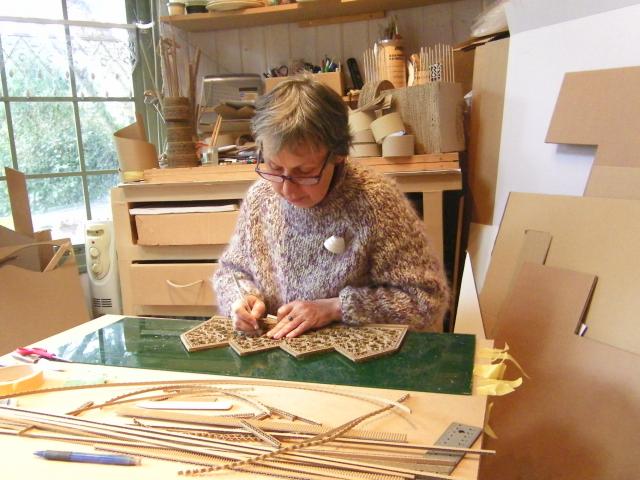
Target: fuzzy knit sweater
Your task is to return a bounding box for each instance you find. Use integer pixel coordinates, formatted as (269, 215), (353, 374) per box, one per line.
(212, 161), (450, 331)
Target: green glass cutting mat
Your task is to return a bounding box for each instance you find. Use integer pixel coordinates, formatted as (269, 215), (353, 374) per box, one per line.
(53, 317), (475, 395)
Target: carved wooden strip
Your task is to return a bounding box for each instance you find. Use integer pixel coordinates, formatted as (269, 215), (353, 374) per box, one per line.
(117, 406), (407, 442)
(240, 419), (282, 448)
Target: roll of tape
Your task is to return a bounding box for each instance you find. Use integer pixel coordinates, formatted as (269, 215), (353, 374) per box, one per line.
(382, 134), (415, 157)
(349, 143), (381, 158)
(352, 129), (376, 144)
(0, 364), (44, 396)
(370, 112), (405, 144)
(348, 110), (376, 134)
(357, 80), (395, 108)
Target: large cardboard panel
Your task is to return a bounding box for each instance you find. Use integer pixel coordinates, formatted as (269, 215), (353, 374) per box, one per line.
(480, 192), (640, 355)
(481, 262), (640, 480)
(467, 38), (509, 225)
(584, 165), (640, 200)
(546, 66), (640, 168)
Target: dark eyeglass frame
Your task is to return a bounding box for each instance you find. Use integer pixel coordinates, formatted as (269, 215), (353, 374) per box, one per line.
(255, 149), (332, 185)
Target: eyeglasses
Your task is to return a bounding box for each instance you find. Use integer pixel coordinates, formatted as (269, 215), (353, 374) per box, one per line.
(255, 150), (332, 185)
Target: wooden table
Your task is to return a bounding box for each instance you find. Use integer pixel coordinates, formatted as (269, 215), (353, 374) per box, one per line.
(0, 313), (489, 479)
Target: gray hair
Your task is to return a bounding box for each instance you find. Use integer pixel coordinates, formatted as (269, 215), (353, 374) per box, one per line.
(252, 76), (351, 156)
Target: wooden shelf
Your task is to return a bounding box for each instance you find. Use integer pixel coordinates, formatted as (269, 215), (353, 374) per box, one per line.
(161, 0), (445, 32)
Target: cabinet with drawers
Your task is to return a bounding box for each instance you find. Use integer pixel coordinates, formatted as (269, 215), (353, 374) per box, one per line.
(111, 157), (461, 317)
(111, 166), (257, 317)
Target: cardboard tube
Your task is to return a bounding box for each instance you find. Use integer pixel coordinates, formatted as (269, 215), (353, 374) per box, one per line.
(382, 135), (415, 157)
(370, 112), (405, 143)
(349, 143), (381, 158)
(352, 129), (376, 144)
(348, 110), (376, 133)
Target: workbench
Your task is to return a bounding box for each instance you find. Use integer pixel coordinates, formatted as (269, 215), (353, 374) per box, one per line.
(0, 314), (490, 479)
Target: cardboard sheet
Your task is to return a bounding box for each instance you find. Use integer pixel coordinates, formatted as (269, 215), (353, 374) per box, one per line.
(546, 66), (640, 197)
(5, 168), (34, 238)
(481, 262), (640, 479)
(480, 192), (640, 355)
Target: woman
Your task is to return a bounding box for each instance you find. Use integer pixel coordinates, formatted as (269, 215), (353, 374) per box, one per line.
(213, 77), (449, 339)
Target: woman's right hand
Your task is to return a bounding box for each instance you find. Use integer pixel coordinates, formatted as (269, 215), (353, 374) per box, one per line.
(231, 295), (266, 333)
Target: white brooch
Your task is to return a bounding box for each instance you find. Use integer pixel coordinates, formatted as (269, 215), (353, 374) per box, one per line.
(323, 235), (345, 254)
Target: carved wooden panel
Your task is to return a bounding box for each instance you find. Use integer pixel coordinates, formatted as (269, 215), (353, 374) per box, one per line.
(180, 316), (408, 363)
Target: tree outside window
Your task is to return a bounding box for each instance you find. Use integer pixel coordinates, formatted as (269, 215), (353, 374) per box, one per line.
(0, 0), (145, 244)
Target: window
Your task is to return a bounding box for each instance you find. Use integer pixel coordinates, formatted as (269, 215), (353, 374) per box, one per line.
(0, 0), (146, 244)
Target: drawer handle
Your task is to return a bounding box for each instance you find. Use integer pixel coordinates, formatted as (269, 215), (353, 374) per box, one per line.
(166, 279), (205, 289)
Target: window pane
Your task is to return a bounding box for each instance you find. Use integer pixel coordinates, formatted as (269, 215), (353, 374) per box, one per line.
(12, 102), (80, 174)
(70, 26), (135, 98)
(79, 101), (135, 170)
(67, 0), (128, 23)
(2, 23), (71, 97)
(0, 1), (63, 19)
(88, 173), (117, 220)
(0, 180), (10, 224)
(28, 176), (86, 244)
(0, 106), (11, 169)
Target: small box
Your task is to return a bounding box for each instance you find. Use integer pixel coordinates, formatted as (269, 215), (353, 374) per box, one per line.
(264, 71), (344, 96)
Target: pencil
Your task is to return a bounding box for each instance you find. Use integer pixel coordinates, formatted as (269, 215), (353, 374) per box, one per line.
(34, 450), (140, 466)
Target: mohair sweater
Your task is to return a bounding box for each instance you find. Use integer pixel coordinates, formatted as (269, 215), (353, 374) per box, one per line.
(213, 161), (449, 331)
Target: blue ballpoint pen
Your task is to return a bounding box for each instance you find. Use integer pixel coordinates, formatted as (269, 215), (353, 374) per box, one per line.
(34, 450), (140, 466)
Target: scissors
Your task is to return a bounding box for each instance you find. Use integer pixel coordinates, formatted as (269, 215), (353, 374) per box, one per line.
(15, 347), (71, 363)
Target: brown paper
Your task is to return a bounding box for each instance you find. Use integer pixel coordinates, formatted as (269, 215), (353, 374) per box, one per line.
(113, 119), (159, 179)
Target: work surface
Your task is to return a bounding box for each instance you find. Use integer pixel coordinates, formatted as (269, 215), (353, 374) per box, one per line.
(50, 316), (475, 395)
(0, 316), (490, 479)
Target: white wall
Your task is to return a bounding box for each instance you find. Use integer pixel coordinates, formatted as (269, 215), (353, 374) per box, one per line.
(493, 2), (640, 227)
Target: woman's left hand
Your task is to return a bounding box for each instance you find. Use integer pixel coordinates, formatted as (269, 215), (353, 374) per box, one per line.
(267, 298), (342, 339)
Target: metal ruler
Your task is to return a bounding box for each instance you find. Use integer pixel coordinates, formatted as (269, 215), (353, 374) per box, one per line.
(423, 422), (483, 475)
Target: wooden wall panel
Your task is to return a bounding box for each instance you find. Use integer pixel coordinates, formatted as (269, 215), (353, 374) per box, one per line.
(214, 29), (243, 73)
(241, 27), (268, 75)
(452, 0), (484, 43)
(315, 24), (343, 67)
(420, 3), (454, 46)
(288, 24), (317, 69)
(265, 23), (291, 72)
(178, 1), (484, 79)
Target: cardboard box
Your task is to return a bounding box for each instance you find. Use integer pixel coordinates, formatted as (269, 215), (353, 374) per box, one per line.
(134, 210), (239, 246)
(389, 82), (466, 154)
(264, 71), (344, 96)
(0, 238), (90, 355)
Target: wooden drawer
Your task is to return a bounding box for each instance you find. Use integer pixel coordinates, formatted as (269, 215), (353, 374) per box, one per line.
(135, 211), (239, 246)
(130, 263), (218, 306)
